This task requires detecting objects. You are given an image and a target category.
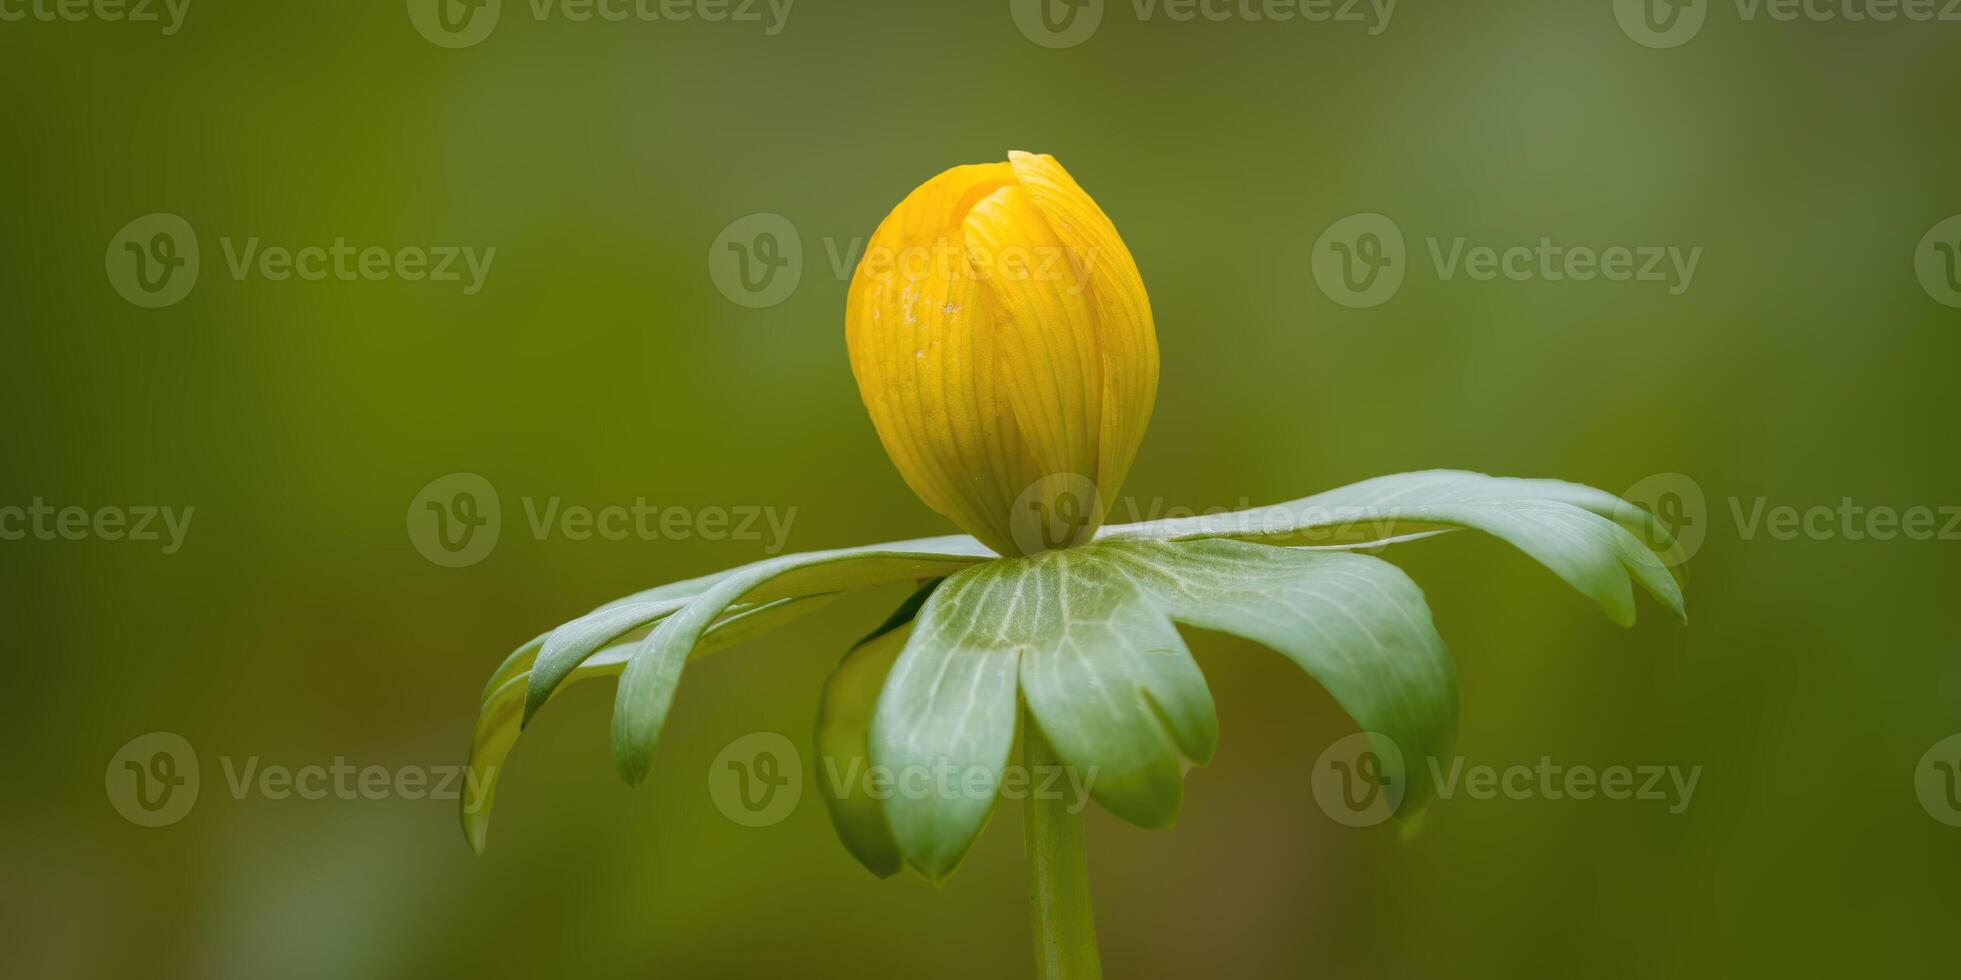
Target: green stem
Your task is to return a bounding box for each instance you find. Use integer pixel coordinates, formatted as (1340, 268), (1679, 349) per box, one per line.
(1022, 708), (1102, 980)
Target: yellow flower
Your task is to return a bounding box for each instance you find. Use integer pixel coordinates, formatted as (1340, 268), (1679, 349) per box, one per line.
(846, 151), (1158, 557)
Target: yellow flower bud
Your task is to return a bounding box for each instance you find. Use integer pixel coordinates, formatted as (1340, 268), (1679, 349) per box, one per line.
(846, 152), (1158, 557)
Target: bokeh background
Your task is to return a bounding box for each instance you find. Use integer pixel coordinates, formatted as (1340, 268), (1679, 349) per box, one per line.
(3, 1), (1958, 977)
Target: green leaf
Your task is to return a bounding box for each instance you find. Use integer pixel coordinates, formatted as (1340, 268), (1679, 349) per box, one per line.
(611, 537), (993, 785)
(872, 550), (1221, 879)
(1008, 551), (1219, 830)
(481, 632), (547, 707)
(492, 562), (789, 714)
(461, 594), (836, 854)
(813, 582), (939, 879)
(868, 568), (1029, 881)
(464, 646), (629, 856)
(1095, 538), (1457, 820)
(866, 537), (1457, 869)
(525, 600), (689, 727)
(1103, 469), (1685, 626)
(470, 472), (1688, 860)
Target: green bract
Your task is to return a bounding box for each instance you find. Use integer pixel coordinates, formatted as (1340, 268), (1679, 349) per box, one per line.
(462, 470), (1685, 874)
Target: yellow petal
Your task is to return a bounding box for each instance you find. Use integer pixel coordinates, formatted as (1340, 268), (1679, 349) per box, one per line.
(1006, 151), (1158, 509)
(961, 182), (1104, 493)
(846, 163), (1038, 557)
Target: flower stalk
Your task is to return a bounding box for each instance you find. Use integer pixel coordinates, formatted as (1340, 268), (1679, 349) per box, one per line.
(1023, 706), (1102, 980)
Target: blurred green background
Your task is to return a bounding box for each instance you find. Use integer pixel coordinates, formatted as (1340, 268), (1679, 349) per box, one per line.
(3, 1), (1958, 976)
